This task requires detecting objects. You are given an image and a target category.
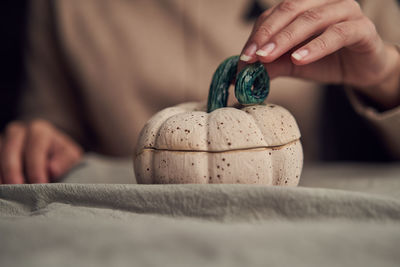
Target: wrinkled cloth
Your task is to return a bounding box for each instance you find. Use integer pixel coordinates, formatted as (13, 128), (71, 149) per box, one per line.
(1, 157), (400, 267)
(1, 184), (400, 267)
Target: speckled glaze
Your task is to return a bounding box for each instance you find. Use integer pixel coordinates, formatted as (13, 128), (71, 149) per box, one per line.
(134, 102), (303, 185)
(134, 56), (303, 185)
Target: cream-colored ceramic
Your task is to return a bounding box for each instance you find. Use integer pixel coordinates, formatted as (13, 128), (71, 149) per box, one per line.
(134, 102), (303, 185)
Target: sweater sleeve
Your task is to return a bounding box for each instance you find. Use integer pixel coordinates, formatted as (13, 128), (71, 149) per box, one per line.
(20, 0), (88, 147)
(346, 44), (400, 159)
(344, 0), (400, 159)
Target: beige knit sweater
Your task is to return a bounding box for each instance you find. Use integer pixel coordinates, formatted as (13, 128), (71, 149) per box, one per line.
(21, 0), (400, 160)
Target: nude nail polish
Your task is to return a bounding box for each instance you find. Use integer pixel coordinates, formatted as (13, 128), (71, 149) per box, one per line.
(240, 43), (257, 62)
(256, 43), (276, 57)
(292, 49), (309, 61)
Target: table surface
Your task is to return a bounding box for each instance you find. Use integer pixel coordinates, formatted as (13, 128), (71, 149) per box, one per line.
(2, 154), (400, 267)
(63, 154), (400, 199)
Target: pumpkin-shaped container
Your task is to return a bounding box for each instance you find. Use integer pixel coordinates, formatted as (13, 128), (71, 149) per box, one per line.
(134, 56), (303, 185)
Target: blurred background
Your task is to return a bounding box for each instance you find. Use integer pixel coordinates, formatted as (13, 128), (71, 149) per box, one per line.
(0, 1), (27, 132)
(0, 0), (396, 163)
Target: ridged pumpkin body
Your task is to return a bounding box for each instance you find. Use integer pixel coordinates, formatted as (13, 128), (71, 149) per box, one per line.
(134, 102), (303, 185)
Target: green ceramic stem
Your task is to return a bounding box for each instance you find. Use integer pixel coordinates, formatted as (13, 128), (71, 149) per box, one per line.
(207, 55), (270, 113)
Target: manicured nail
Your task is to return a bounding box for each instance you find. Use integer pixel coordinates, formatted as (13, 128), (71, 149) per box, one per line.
(292, 49), (309, 61)
(256, 43), (276, 57)
(240, 55), (252, 62)
(240, 43), (257, 62)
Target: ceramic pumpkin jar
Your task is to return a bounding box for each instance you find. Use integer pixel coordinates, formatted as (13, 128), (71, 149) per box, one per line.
(134, 56), (303, 185)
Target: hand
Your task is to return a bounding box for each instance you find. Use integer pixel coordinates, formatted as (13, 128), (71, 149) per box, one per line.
(239, 0), (400, 108)
(0, 119), (83, 184)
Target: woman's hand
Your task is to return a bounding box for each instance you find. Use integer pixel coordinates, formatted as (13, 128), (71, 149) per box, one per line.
(239, 0), (400, 109)
(0, 119), (83, 184)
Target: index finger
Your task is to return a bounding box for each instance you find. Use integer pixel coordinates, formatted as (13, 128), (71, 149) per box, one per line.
(240, 0), (330, 62)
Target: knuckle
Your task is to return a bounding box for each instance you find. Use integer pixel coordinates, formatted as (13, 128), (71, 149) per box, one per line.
(29, 119), (50, 134)
(277, 29), (295, 43)
(363, 18), (377, 36)
(278, 0), (298, 13)
(254, 8), (273, 31)
(357, 18), (378, 48)
(300, 9), (322, 23)
(349, 0), (361, 12)
(313, 37), (329, 51)
(330, 24), (350, 42)
(345, 0), (361, 11)
(258, 10), (270, 22)
(256, 24), (274, 39)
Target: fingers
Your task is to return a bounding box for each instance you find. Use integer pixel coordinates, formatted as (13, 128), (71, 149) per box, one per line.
(291, 18), (375, 65)
(24, 120), (53, 183)
(256, 0), (363, 63)
(1, 122), (26, 184)
(241, 0), (329, 62)
(48, 135), (82, 181)
(0, 119), (83, 184)
(240, 6), (277, 63)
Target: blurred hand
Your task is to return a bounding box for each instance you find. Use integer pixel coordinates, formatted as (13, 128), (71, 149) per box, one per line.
(239, 0), (400, 108)
(0, 119), (83, 184)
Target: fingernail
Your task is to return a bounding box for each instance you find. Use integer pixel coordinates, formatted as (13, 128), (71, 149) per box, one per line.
(240, 54), (252, 62)
(240, 43), (257, 62)
(256, 43), (276, 57)
(292, 49), (309, 61)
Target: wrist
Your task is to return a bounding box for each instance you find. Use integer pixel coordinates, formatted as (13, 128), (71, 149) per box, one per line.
(355, 44), (400, 110)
